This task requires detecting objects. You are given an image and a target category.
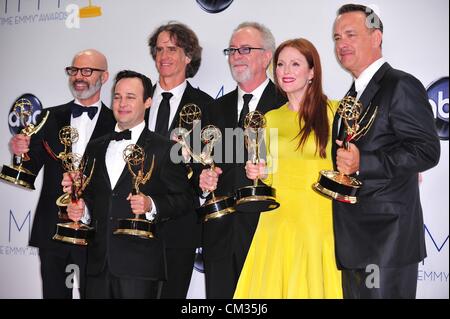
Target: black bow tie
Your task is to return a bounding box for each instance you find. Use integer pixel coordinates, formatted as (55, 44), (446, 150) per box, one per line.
(71, 104), (98, 120)
(110, 130), (132, 141)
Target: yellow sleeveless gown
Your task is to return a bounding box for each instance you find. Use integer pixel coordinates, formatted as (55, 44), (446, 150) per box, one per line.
(234, 102), (342, 299)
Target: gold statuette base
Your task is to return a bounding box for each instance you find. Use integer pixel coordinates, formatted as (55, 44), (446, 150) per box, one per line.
(53, 222), (94, 246)
(313, 182), (358, 204)
(113, 218), (155, 240)
(0, 164), (36, 190)
(52, 234), (89, 246)
(312, 170), (361, 204)
(235, 185), (280, 213)
(235, 195), (280, 211)
(197, 195), (236, 222)
(204, 206), (236, 222)
(113, 228), (154, 239)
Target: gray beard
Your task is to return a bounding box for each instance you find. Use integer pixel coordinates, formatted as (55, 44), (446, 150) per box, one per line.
(230, 65), (252, 84)
(70, 78), (102, 100)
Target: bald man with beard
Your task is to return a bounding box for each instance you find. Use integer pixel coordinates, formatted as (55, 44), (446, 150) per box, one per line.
(10, 49), (116, 299)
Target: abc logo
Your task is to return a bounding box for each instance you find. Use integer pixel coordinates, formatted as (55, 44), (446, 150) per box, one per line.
(8, 93), (43, 135)
(427, 77), (448, 140)
(196, 0), (234, 13)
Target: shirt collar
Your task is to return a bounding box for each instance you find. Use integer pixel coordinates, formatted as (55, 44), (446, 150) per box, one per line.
(74, 99), (102, 108)
(354, 57), (385, 93)
(237, 77), (270, 106)
(114, 121), (146, 142)
(154, 80), (187, 99)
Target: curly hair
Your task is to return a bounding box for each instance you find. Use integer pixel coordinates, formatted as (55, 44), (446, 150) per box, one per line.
(148, 22), (202, 78)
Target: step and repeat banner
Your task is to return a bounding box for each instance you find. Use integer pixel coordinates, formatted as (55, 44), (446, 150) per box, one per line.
(0, 0), (448, 298)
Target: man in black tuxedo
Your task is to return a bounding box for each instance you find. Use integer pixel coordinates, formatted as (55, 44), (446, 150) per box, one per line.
(198, 22), (286, 298)
(10, 49), (115, 298)
(145, 22), (214, 298)
(332, 4), (440, 298)
(64, 70), (194, 298)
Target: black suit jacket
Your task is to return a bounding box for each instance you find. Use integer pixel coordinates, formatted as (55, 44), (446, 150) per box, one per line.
(83, 129), (195, 280)
(24, 100), (115, 249)
(201, 80), (286, 261)
(155, 81), (214, 249)
(331, 63), (440, 269)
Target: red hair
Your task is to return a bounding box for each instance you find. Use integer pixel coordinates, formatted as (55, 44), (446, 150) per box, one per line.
(273, 38), (330, 158)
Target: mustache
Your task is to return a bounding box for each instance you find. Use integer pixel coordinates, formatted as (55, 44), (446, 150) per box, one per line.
(232, 63), (248, 67)
(72, 80), (89, 87)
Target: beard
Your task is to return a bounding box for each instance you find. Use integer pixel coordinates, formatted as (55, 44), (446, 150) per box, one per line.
(69, 78), (102, 100)
(229, 64), (252, 83)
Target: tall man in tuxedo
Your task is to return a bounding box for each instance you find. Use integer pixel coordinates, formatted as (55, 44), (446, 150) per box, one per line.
(64, 70), (194, 298)
(198, 22), (286, 298)
(331, 4), (440, 298)
(145, 22), (214, 298)
(10, 49), (115, 298)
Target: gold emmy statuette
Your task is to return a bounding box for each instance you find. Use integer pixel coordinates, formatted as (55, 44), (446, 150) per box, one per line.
(52, 152), (96, 246)
(79, 0), (102, 18)
(235, 111), (280, 212)
(0, 99), (49, 189)
(186, 125), (236, 222)
(43, 126), (80, 220)
(175, 103), (202, 179)
(113, 144), (155, 239)
(313, 95), (378, 204)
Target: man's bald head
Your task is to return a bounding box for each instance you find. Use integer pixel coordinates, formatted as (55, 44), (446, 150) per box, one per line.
(69, 49), (109, 105)
(73, 49), (108, 70)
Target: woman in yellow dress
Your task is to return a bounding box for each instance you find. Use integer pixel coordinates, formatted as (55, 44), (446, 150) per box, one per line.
(234, 38), (342, 298)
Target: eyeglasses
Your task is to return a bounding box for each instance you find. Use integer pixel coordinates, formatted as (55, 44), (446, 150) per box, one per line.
(223, 47), (265, 56)
(65, 67), (105, 77)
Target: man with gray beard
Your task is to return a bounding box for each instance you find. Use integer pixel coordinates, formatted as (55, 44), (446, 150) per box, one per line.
(9, 49), (115, 298)
(198, 22), (286, 298)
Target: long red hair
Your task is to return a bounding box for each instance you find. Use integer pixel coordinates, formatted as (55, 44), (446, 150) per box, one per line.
(273, 38), (330, 158)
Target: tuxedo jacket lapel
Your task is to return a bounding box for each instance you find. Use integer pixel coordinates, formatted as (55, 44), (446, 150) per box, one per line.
(226, 88), (239, 128)
(53, 102), (73, 153)
(255, 81), (279, 114)
(332, 63), (392, 157)
(359, 63), (391, 112)
(355, 63), (391, 145)
(96, 135), (113, 191)
(91, 103), (116, 140)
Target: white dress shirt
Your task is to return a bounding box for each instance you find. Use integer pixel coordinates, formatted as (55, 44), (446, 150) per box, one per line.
(353, 57), (386, 99)
(83, 121), (157, 223)
(148, 80), (187, 133)
(237, 77), (270, 119)
(71, 99), (102, 159)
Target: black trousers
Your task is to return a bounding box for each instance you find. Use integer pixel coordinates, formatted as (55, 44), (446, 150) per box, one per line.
(342, 263), (419, 299)
(86, 264), (163, 299)
(39, 245), (87, 299)
(160, 247), (196, 298)
(204, 249), (249, 299)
